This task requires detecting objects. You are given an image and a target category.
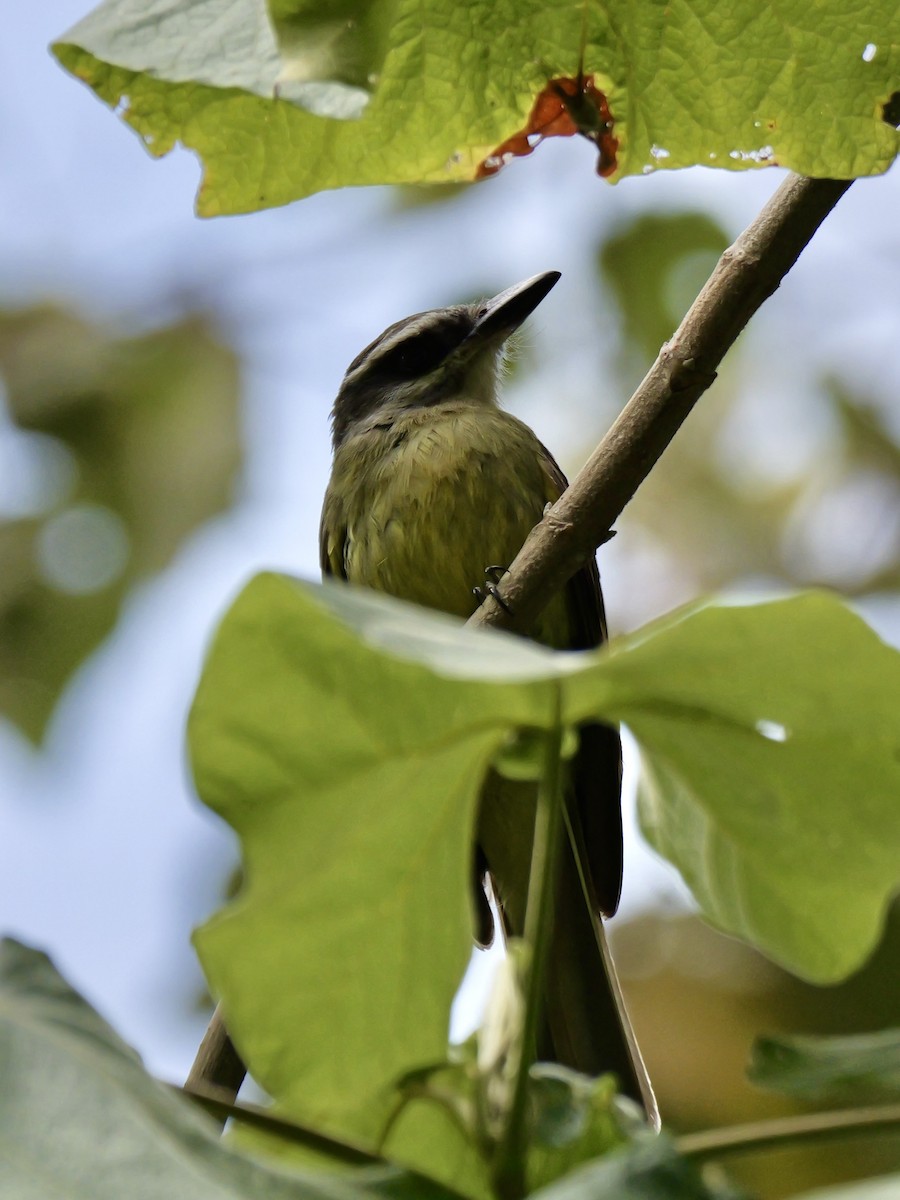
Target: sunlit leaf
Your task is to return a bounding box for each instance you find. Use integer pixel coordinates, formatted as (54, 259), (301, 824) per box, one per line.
(189, 574), (560, 1189)
(189, 575), (900, 1183)
(52, 0), (899, 214)
(594, 594), (900, 983)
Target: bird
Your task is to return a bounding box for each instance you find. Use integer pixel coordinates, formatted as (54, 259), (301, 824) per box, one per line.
(319, 271), (654, 1115)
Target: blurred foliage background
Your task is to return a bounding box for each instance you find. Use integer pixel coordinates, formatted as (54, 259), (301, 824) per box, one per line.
(0, 307), (240, 740)
(3, 5), (900, 1198)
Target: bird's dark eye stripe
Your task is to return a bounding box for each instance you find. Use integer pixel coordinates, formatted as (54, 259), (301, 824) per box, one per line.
(376, 328), (460, 381)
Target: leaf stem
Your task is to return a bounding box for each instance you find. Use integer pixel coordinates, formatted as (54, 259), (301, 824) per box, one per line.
(179, 1078), (381, 1163)
(181, 1080), (474, 1200)
(677, 1103), (900, 1161)
(491, 690), (566, 1200)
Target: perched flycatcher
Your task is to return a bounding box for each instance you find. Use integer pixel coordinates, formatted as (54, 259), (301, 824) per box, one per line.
(320, 272), (653, 1113)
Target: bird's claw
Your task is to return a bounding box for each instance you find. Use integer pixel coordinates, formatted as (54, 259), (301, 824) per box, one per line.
(473, 566), (513, 614)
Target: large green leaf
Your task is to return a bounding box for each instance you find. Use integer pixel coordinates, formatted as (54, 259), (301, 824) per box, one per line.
(189, 573), (561, 1186)
(304, 580), (900, 987)
(188, 575), (900, 1172)
(316, 584), (900, 985)
(52, 0), (899, 214)
(589, 594), (900, 984)
(0, 938), (458, 1200)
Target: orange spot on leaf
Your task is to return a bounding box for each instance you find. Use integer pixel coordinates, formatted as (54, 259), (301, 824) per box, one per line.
(477, 74), (618, 180)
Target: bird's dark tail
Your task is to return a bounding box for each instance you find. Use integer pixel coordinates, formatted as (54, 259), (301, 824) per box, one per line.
(478, 769), (658, 1123)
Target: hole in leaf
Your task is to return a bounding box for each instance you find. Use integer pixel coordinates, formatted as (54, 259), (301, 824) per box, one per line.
(476, 73), (618, 180)
(755, 719), (789, 743)
(882, 92), (900, 128)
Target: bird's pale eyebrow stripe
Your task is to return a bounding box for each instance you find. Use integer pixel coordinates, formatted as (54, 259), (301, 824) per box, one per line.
(343, 313), (435, 381)
(345, 326), (412, 382)
(344, 309), (473, 385)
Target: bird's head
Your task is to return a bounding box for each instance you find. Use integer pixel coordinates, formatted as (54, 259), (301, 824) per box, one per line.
(330, 271), (560, 448)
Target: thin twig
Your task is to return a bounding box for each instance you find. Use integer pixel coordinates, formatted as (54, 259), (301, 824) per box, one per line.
(178, 1078), (381, 1164)
(677, 1103), (900, 1161)
(469, 173), (852, 636)
(185, 1004), (246, 1118)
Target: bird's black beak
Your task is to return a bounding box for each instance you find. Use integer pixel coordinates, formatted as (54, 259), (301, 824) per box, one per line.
(469, 271), (561, 343)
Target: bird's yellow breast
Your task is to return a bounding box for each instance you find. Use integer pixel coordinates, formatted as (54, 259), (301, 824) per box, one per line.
(321, 403), (570, 644)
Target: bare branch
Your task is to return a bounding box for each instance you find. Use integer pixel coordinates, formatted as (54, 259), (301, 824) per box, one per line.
(469, 173), (852, 635)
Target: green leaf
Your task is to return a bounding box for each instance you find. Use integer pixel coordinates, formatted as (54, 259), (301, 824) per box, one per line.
(52, 0), (899, 215)
(525, 1066), (631, 1192)
(188, 578), (900, 1182)
(189, 574), (557, 1182)
(530, 1132), (748, 1199)
(330, 581), (900, 983)
(0, 937), (459, 1200)
(749, 1030), (900, 1099)
(588, 593), (900, 984)
(229, 1068), (492, 1200)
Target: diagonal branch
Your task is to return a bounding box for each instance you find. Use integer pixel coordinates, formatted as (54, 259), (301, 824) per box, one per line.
(468, 173), (852, 636)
